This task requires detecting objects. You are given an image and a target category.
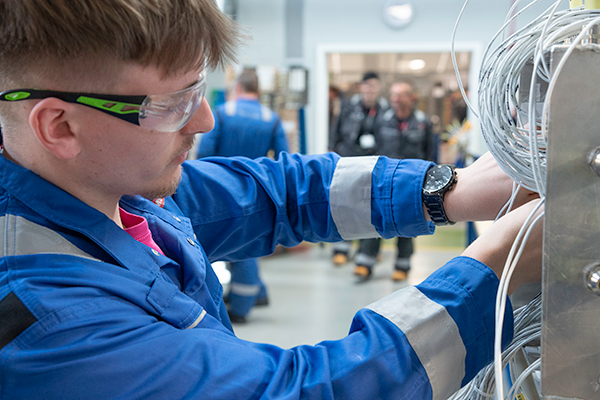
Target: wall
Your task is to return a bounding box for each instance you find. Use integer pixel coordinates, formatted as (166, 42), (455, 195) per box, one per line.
(217, 0), (568, 154)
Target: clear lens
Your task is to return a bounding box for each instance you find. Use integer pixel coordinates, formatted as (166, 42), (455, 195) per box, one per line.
(138, 74), (206, 132)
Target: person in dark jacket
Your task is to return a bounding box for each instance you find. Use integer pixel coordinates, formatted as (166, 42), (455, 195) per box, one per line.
(328, 72), (389, 266)
(354, 79), (436, 282)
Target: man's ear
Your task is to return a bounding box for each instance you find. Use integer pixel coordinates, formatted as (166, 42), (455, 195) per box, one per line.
(28, 98), (81, 159)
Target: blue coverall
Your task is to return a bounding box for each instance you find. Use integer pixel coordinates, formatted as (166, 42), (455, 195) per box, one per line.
(0, 152), (513, 399)
(197, 98), (289, 318)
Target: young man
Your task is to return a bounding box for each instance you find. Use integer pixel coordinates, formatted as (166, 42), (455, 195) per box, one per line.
(197, 68), (289, 323)
(0, 1), (541, 399)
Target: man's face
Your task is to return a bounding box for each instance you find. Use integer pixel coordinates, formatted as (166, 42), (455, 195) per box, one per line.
(390, 83), (416, 112)
(360, 78), (381, 106)
(74, 64), (215, 200)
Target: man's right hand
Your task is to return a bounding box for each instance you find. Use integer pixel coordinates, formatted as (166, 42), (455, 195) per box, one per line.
(443, 152), (539, 223)
(461, 199), (544, 295)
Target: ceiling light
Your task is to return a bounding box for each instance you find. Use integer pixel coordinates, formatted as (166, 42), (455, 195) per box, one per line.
(383, 0), (414, 29)
(409, 59), (426, 70)
(388, 5), (413, 20)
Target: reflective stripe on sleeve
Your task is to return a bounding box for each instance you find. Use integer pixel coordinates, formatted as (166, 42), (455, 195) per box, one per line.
(366, 286), (466, 400)
(224, 101), (237, 116)
(329, 156), (381, 240)
(260, 105), (273, 122)
(229, 282), (261, 297)
(1, 214), (100, 261)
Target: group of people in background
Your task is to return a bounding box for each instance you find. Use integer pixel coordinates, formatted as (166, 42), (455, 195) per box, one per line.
(196, 68), (437, 322)
(329, 72), (436, 282)
(196, 69), (437, 322)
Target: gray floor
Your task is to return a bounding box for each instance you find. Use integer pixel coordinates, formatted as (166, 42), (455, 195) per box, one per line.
(231, 241), (462, 349)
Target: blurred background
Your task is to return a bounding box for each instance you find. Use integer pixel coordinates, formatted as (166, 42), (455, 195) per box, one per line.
(201, 0), (565, 345)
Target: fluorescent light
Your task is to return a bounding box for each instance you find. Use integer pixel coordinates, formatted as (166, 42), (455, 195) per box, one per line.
(409, 59), (426, 70)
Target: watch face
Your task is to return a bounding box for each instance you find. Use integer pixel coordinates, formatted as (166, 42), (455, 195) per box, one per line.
(423, 165), (453, 194)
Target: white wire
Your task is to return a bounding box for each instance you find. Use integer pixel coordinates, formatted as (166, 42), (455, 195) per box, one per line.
(503, 0), (526, 40)
(507, 358), (542, 400)
(475, 3), (600, 194)
(451, 0), (478, 118)
(495, 182), (521, 222)
(448, 296), (542, 400)
(450, 2), (600, 398)
(494, 205), (544, 400)
(526, 0), (562, 196)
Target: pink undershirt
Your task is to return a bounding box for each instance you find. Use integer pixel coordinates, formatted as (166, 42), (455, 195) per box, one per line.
(119, 208), (165, 256)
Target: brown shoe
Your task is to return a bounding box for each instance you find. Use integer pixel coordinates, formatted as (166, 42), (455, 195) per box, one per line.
(332, 253), (348, 266)
(354, 265), (372, 282)
(391, 270), (408, 282)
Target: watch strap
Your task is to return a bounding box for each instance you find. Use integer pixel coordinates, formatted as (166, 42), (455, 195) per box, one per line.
(422, 164), (457, 226)
(423, 193), (455, 226)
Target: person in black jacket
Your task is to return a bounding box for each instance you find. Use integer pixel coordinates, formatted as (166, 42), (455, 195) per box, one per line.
(353, 79), (436, 282)
(328, 72), (389, 266)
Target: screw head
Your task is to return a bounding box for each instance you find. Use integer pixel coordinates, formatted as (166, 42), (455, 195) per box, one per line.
(583, 262), (600, 295)
(589, 148), (600, 176)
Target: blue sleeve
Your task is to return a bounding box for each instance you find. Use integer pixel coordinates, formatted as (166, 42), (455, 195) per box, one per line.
(5, 256), (511, 400)
(196, 110), (221, 158)
(172, 152), (434, 262)
(371, 154), (435, 238)
(416, 257), (514, 385)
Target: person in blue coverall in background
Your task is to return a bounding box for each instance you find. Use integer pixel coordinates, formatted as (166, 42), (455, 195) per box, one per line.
(197, 68), (289, 323)
(0, 1), (542, 399)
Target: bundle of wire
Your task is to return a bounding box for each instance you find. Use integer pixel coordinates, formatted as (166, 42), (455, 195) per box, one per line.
(448, 295), (542, 400)
(455, 0), (600, 194)
(450, 1), (600, 399)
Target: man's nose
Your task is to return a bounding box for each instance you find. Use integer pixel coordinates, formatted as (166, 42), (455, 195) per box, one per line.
(181, 98), (214, 135)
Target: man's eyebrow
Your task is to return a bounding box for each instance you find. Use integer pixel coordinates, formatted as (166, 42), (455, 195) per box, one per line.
(182, 75), (202, 90)
(162, 74), (202, 95)
(184, 77), (199, 89)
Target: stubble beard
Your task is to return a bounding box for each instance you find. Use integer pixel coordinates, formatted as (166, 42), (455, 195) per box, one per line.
(139, 136), (195, 200)
(140, 167), (183, 200)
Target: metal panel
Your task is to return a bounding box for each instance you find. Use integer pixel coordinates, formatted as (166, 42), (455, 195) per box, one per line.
(542, 45), (600, 399)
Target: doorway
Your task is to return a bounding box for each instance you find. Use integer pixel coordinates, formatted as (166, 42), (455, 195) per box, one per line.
(313, 42), (483, 158)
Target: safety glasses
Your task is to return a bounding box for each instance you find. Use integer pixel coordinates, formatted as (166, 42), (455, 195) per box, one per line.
(0, 74), (206, 133)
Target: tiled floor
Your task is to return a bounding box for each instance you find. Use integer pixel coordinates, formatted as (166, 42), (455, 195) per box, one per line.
(230, 229), (465, 349)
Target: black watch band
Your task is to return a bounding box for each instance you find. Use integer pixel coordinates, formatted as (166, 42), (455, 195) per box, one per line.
(422, 164), (457, 226)
(423, 192), (455, 225)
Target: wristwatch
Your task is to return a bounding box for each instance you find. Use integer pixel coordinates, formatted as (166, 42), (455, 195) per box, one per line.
(422, 164), (457, 226)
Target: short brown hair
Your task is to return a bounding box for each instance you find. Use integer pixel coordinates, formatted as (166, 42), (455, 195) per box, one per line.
(0, 0), (241, 86)
(237, 68), (259, 94)
(393, 79), (417, 94)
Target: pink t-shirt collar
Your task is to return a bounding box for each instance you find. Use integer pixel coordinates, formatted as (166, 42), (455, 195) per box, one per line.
(119, 208), (165, 256)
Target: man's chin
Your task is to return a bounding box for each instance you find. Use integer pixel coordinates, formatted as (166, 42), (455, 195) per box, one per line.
(139, 171), (182, 200)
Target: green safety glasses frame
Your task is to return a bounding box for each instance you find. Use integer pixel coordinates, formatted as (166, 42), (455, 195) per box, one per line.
(0, 74), (206, 133)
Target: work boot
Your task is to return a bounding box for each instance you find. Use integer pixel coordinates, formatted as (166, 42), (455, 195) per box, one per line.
(332, 252), (348, 266)
(392, 258), (410, 282)
(354, 265), (372, 283)
(391, 269), (408, 282)
(255, 296), (269, 307)
(227, 310), (247, 324)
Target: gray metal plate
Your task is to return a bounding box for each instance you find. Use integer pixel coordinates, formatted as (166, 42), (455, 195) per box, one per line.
(542, 45), (600, 399)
